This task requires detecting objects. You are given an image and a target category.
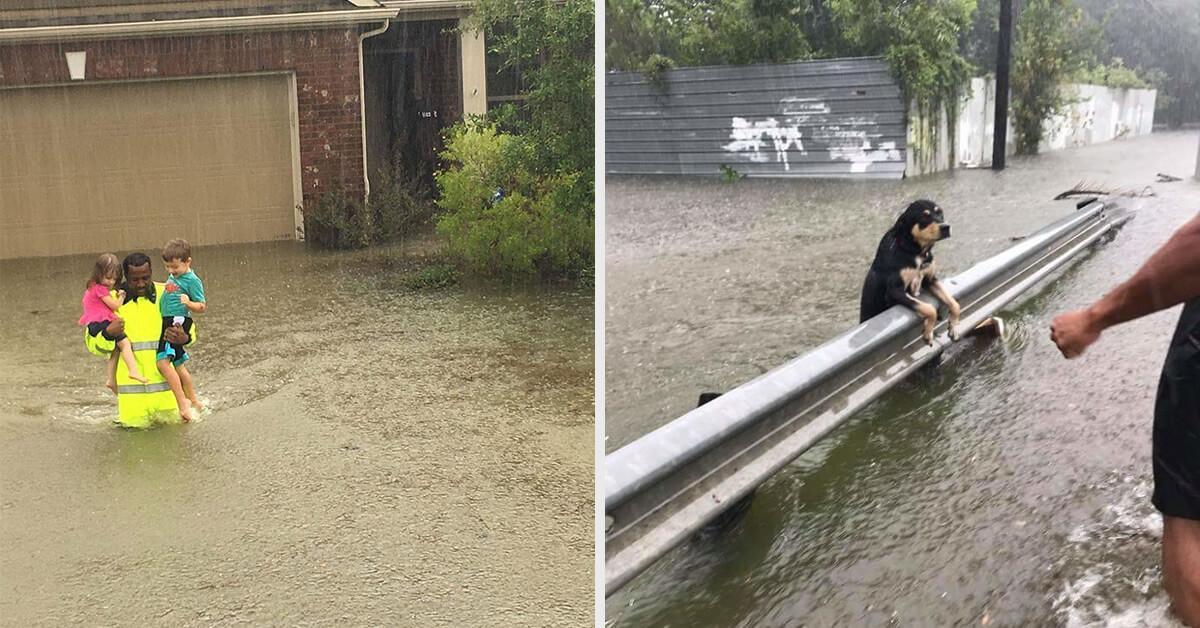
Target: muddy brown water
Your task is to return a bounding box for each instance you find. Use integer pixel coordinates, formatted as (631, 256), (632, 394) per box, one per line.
(0, 242), (593, 626)
(606, 132), (1200, 626)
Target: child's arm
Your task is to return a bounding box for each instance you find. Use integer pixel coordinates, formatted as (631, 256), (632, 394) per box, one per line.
(179, 293), (206, 314)
(100, 291), (124, 315)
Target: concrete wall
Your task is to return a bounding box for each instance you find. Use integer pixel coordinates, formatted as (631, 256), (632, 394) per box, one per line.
(947, 77), (1156, 170)
(906, 100), (953, 178)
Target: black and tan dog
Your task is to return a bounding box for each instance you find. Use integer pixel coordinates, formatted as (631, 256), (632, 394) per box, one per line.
(859, 199), (961, 344)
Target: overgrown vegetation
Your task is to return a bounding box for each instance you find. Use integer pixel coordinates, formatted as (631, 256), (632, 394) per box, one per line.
(607, 0), (977, 158)
(435, 124), (592, 277)
(1074, 0), (1200, 127)
(433, 0), (594, 280)
(300, 165), (436, 250)
(609, 0), (1198, 166)
(641, 53), (676, 91)
(607, 0), (811, 71)
(1073, 58), (1152, 89)
(827, 0), (975, 120)
(1010, 0), (1089, 154)
(399, 263), (459, 291)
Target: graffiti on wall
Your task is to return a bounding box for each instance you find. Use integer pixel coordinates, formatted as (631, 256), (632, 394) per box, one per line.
(722, 118), (805, 168)
(721, 97), (899, 173)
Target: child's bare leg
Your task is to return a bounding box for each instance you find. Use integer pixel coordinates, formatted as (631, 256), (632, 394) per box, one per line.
(106, 352), (119, 394)
(117, 338), (147, 383)
(176, 365), (202, 411)
(157, 358), (194, 422)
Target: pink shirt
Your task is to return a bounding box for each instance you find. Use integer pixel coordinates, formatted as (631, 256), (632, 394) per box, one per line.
(79, 283), (117, 325)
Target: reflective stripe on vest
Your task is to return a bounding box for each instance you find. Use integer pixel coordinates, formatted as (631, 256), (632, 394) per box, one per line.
(130, 341), (159, 352)
(116, 382), (172, 394)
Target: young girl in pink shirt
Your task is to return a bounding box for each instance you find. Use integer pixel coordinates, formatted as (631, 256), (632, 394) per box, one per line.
(79, 253), (148, 392)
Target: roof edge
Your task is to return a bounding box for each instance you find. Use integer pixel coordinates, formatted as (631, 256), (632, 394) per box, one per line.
(0, 8), (400, 44)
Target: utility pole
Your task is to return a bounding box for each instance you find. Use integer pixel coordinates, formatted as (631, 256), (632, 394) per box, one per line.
(993, 0), (1013, 170)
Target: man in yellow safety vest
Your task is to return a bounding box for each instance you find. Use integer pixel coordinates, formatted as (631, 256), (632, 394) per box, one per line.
(85, 252), (195, 427)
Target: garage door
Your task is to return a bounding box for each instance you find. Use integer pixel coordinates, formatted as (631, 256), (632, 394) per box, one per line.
(0, 74), (298, 260)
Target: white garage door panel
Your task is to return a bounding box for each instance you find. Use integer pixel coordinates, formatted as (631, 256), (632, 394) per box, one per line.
(0, 74), (297, 260)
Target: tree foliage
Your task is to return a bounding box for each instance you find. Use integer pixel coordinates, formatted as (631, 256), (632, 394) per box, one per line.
(435, 0), (594, 280)
(1074, 58), (1152, 89)
(606, 0), (811, 70)
(607, 0), (977, 128)
(466, 0), (594, 184)
(435, 125), (591, 278)
(1073, 0), (1200, 127)
(1010, 0), (1089, 154)
(826, 0), (976, 116)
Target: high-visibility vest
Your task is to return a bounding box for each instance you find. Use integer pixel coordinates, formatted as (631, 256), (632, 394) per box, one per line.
(84, 282), (197, 428)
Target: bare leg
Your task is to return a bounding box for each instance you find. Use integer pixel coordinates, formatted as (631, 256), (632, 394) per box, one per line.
(176, 365), (203, 412)
(157, 358), (194, 422)
(106, 352), (119, 394)
(116, 338), (147, 384)
(1163, 515), (1200, 626)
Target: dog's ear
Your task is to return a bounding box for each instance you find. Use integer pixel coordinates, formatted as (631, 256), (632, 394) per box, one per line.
(893, 205), (917, 232)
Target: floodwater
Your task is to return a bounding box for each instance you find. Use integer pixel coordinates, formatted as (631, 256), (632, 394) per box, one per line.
(605, 131), (1200, 626)
(0, 242), (593, 626)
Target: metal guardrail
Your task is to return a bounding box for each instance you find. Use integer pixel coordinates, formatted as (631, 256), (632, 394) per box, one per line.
(604, 200), (1132, 595)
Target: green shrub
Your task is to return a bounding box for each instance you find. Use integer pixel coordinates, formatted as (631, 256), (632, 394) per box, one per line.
(1012, 0), (1087, 154)
(300, 164), (437, 250)
(400, 263), (460, 290)
(370, 165), (436, 243)
(640, 53), (676, 91)
(300, 187), (372, 250)
(434, 124), (592, 278)
(1074, 58), (1151, 89)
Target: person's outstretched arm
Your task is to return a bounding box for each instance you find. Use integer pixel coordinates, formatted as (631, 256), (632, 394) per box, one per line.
(1051, 212), (1200, 358)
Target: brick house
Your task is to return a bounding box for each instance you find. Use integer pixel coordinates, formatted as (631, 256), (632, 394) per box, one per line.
(0, 0), (490, 259)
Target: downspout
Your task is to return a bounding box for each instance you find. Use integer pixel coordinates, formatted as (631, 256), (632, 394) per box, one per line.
(358, 19), (391, 198)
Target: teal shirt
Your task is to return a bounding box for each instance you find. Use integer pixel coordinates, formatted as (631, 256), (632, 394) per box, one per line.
(160, 270), (205, 318)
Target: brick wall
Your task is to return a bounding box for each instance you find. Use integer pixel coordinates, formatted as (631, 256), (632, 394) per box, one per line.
(0, 28), (366, 204)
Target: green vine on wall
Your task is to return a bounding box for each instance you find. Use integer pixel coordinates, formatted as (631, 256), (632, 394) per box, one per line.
(830, 0), (975, 172)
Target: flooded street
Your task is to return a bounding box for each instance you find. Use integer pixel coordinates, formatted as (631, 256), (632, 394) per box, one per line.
(606, 131), (1200, 625)
(0, 243), (593, 626)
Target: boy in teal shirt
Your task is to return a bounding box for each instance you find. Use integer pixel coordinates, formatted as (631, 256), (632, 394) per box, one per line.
(157, 238), (207, 422)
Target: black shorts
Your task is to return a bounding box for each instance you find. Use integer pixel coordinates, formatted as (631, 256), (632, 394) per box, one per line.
(157, 316), (193, 364)
(86, 321), (127, 343)
(1151, 331), (1200, 520)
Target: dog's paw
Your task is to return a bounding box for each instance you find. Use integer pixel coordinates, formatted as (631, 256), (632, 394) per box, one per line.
(948, 326), (961, 341)
(922, 332), (935, 346)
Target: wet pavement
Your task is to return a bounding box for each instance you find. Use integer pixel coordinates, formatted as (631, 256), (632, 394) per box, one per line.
(605, 131), (1200, 626)
(0, 242), (593, 627)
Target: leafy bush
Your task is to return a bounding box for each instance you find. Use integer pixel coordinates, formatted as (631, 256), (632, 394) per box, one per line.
(829, 0), (975, 119)
(370, 165), (436, 243)
(640, 53), (676, 91)
(301, 187), (372, 250)
(1012, 0), (1087, 154)
(447, 0), (593, 282)
(300, 166), (437, 250)
(1074, 58), (1151, 89)
(435, 124), (592, 278)
(400, 263), (459, 290)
